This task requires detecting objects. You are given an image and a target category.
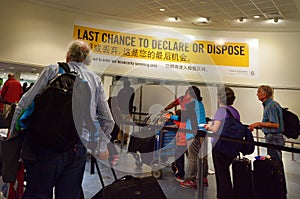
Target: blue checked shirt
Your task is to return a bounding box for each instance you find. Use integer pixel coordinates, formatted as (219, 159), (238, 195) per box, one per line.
(262, 98), (284, 134)
(10, 61), (114, 152)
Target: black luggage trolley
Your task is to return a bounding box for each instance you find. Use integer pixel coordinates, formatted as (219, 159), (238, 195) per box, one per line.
(128, 113), (177, 179)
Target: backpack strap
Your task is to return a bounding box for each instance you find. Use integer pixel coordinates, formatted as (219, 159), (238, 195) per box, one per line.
(223, 107), (235, 119)
(58, 62), (70, 74)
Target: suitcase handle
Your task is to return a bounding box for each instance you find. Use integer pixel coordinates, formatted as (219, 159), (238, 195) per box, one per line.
(91, 155), (118, 188)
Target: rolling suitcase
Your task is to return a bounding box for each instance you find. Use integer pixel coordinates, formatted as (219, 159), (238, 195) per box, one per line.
(90, 156), (167, 199)
(253, 159), (287, 199)
(232, 156), (253, 199)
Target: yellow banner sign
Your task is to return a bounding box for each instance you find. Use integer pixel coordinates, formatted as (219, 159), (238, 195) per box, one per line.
(74, 25), (249, 67)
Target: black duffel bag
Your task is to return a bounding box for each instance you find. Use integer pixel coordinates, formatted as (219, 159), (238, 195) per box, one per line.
(91, 175), (166, 199)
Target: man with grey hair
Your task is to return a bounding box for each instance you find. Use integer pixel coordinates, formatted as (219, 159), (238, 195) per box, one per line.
(249, 85), (285, 161)
(249, 85), (287, 198)
(9, 40), (114, 199)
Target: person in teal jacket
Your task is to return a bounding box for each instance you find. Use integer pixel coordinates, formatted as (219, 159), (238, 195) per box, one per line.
(168, 86), (208, 189)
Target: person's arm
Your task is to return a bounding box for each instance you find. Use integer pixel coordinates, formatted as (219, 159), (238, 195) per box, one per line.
(164, 101), (177, 111)
(205, 120), (222, 133)
(249, 121), (279, 132)
(164, 97), (181, 111)
(249, 104), (280, 132)
(204, 107), (224, 133)
(96, 81), (114, 159)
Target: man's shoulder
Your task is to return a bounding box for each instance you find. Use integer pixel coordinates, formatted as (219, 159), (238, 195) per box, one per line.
(7, 79), (21, 85)
(43, 64), (60, 76)
(269, 99), (281, 108)
(265, 99), (282, 114)
(79, 65), (101, 82)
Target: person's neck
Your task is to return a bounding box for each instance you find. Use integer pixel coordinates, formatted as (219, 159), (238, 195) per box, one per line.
(261, 97), (267, 103)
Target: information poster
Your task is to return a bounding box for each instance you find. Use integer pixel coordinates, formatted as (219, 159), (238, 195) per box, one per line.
(73, 25), (259, 81)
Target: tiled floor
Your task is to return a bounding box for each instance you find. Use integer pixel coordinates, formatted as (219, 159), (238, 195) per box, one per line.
(82, 144), (300, 199)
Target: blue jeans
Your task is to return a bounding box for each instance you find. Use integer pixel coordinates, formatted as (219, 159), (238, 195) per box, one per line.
(265, 133), (284, 161)
(23, 143), (87, 199)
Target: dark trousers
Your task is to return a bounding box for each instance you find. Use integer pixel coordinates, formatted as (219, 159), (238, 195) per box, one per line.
(212, 148), (235, 199)
(175, 145), (187, 178)
(23, 143), (87, 199)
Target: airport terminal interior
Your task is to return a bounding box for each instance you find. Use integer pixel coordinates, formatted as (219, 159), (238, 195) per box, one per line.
(1, 0), (300, 198)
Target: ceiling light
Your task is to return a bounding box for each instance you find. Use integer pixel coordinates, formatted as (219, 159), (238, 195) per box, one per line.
(168, 17), (180, 22)
(198, 17), (209, 23)
(216, 39), (225, 45)
(193, 17), (210, 25)
(266, 18), (282, 24)
(238, 17), (245, 23)
(159, 8), (165, 12)
(254, 15), (260, 19)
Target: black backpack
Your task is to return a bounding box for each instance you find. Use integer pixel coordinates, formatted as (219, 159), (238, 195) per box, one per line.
(282, 108), (300, 139)
(214, 108), (254, 158)
(27, 62), (82, 152)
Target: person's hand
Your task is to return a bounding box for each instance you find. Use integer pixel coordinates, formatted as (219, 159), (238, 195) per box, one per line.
(248, 124), (254, 132)
(204, 124), (210, 131)
(249, 122), (260, 132)
(165, 113), (171, 120)
(99, 149), (109, 160)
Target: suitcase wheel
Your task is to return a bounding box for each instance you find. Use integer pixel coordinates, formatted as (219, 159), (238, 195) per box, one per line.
(151, 169), (162, 179)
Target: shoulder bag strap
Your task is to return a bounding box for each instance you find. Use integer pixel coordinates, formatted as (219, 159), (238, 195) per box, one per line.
(223, 107), (235, 119)
(57, 62), (70, 74)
